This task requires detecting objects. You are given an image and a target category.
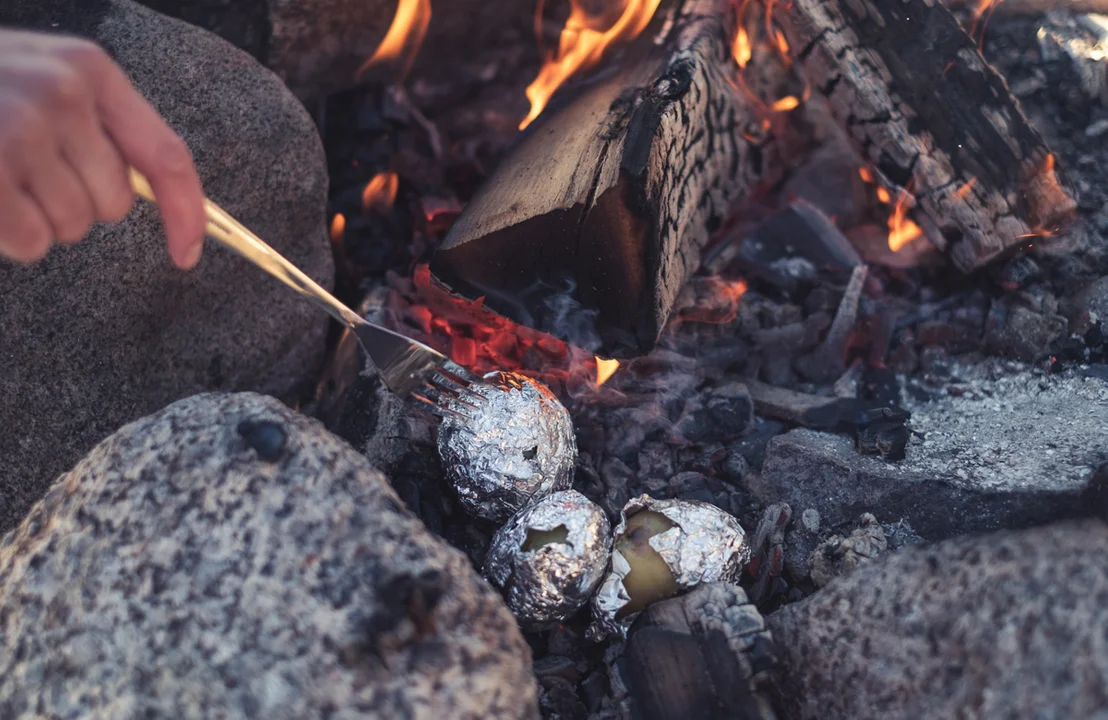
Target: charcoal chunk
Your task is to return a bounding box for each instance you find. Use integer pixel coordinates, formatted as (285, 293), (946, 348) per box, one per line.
(676, 383), (756, 444)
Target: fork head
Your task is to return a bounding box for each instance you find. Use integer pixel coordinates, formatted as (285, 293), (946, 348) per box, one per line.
(351, 320), (483, 407)
(411, 361), (489, 419)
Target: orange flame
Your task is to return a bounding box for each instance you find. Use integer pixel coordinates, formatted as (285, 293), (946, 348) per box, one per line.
(770, 95), (799, 111)
(772, 28), (789, 56)
(732, 27), (752, 68)
(595, 357), (620, 385)
(858, 167), (874, 184)
(362, 171), (399, 213)
(888, 188), (922, 252)
(953, 177), (977, 199)
(358, 0), (432, 84)
(969, 0), (1004, 44)
(330, 213), (346, 243)
(520, 0), (662, 130)
(678, 276), (748, 324)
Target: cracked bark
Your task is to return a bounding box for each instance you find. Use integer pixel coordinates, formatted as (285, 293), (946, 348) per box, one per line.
(945, 0), (1108, 15)
(430, 0), (783, 357)
(771, 0), (1078, 272)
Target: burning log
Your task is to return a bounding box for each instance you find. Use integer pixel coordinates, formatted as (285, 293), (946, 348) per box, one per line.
(431, 0), (783, 356)
(768, 0), (1079, 272)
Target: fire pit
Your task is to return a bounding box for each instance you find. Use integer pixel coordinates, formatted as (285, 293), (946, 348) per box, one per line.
(161, 0), (1108, 716)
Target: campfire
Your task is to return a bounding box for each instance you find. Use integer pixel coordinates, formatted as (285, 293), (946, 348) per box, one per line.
(310, 0), (1105, 716)
(3, 0), (1108, 716)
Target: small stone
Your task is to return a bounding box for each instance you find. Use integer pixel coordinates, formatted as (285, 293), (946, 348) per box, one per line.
(1086, 118), (1108, 137)
(236, 419), (287, 461)
(800, 508), (821, 533)
(808, 513), (887, 588)
(674, 383), (756, 445)
(984, 299), (1068, 362)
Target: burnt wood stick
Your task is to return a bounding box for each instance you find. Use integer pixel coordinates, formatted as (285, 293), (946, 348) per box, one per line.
(430, 0), (783, 357)
(946, 0), (1108, 16)
(769, 0), (1078, 272)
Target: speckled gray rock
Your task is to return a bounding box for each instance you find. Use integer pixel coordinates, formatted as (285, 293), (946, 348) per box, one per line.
(134, 0), (536, 99)
(0, 0), (332, 536)
(767, 519), (1108, 720)
(0, 393), (538, 719)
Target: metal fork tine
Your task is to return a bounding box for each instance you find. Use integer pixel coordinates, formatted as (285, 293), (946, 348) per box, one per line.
(426, 379), (482, 412)
(430, 374), (484, 404)
(411, 391), (470, 420)
(441, 360), (485, 385)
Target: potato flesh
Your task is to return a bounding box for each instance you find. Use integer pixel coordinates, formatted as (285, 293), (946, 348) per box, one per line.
(614, 511), (679, 615)
(522, 525), (570, 551)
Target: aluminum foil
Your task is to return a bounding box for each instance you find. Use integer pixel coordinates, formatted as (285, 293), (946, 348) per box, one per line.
(437, 371), (577, 522)
(485, 490), (612, 629)
(588, 495), (750, 640)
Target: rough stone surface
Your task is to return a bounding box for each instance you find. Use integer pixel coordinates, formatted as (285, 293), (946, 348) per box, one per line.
(0, 0), (332, 535)
(0, 393), (538, 719)
(135, 0), (536, 99)
(768, 519), (1108, 720)
(753, 364), (1108, 539)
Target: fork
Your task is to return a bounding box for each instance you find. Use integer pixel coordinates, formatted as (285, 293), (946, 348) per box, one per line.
(128, 169), (484, 414)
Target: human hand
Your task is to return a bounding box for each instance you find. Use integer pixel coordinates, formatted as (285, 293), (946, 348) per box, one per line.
(0, 29), (206, 268)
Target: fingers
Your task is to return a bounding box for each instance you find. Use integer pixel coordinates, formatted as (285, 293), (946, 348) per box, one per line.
(0, 175), (51, 263)
(0, 33), (204, 268)
(56, 106), (133, 225)
(0, 48), (133, 263)
(76, 44), (206, 269)
(21, 153), (95, 244)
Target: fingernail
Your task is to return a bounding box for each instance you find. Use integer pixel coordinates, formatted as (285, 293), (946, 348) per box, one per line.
(179, 239), (203, 270)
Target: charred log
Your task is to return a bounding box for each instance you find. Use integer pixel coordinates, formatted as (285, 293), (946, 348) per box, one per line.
(1038, 11), (1108, 110)
(769, 0), (1078, 272)
(946, 0), (1108, 16)
(430, 0), (782, 357)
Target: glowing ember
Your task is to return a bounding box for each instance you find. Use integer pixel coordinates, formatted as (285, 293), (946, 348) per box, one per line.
(395, 265), (596, 397)
(770, 95), (799, 112)
(888, 188), (923, 252)
(677, 276), (747, 325)
(732, 27), (752, 68)
(954, 177), (977, 199)
(772, 28), (789, 56)
(520, 0), (662, 130)
(595, 357), (620, 386)
(358, 0), (432, 84)
(362, 171), (400, 213)
(858, 165), (925, 252)
(329, 213), (346, 243)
